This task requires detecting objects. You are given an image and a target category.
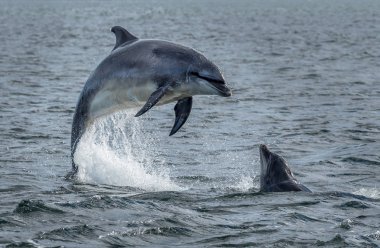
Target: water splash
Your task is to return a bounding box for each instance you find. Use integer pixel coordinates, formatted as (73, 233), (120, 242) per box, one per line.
(73, 110), (182, 191)
(230, 175), (256, 192)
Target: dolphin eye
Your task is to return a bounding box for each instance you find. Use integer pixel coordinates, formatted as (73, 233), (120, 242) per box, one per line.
(190, 72), (224, 84)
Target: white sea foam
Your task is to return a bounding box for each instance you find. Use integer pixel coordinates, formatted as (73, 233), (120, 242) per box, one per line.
(232, 175), (257, 192)
(74, 110), (182, 191)
(353, 188), (380, 199)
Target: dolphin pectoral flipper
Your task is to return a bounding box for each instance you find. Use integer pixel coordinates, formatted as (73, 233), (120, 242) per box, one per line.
(170, 97), (193, 136)
(135, 84), (171, 117)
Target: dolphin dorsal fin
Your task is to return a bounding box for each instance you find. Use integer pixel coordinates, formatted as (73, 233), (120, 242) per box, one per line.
(111, 26), (138, 51)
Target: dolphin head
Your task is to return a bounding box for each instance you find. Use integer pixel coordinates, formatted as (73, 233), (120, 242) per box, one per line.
(182, 54), (231, 98)
(186, 63), (231, 97)
(151, 43), (231, 98)
(259, 144), (295, 190)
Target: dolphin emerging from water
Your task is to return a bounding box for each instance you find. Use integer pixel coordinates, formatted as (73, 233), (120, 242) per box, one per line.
(70, 26), (231, 172)
(259, 144), (311, 192)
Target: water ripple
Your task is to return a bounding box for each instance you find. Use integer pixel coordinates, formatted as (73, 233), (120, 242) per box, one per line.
(1, 0), (380, 247)
(14, 200), (65, 214)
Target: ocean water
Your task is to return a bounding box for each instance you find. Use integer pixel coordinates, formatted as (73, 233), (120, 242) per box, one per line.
(1, 0), (380, 247)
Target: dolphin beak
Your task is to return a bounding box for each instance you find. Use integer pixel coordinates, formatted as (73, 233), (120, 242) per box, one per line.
(259, 144), (270, 169)
(192, 71), (232, 97)
(259, 144), (270, 190)
(209, 81), (232, 97)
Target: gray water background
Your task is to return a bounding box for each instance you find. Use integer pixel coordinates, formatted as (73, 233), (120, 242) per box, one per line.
(1, 0), (380, 247)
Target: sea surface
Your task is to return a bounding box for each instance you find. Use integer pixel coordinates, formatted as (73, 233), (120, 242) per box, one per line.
(1, 0), (380, 247)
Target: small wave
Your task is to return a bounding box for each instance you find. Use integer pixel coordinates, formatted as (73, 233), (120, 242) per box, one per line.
(130, 191), (197, 202)
(37, 224), (97, 242)
(128, 226), (193, 237)
(323, 191), (379, 202)
(74, 111), (182, 191)
(275, 200), (321, 208)
(56, 195), (133, 209)
(0, 185), (30, 193)
(195, 206), (236, 215)
(192, 229), (276, 246)
(288, 212), (323, 222)
(214, 192), (264, 201)
(193, 232), (254, 245)
(337, 200), (370, 209)
(0, 216), (26, 227)
(5, 240), (41, 248)
(315, 234), (348, 246)
(13, 200), (65, 214)
(342, 156), (380, 166)
(98, 226), (194, 247)
(301, 73), (321, 79)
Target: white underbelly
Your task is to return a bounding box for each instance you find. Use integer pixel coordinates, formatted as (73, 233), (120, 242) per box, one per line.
(89, 80), (154, 119)
(88, 80), (184, 121)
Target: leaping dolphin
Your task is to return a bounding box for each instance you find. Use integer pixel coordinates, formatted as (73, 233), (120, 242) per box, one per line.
(259, 144), (311, 192)
(70, 26), (231, 172)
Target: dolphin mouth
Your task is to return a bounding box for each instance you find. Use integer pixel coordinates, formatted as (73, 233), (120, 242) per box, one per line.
(192, 72), (232, 97)
(259, 144), (270, 159)
(208, 81), (232, 97)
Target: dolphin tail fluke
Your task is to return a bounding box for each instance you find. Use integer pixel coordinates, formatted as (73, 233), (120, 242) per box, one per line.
(135, 84), (170, 117)
(170, 97), (192, 136)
